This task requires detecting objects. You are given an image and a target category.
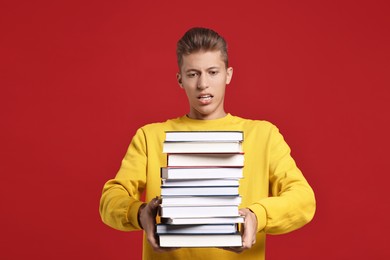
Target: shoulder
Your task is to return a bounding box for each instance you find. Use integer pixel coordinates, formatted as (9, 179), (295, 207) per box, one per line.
(231, 115), (278, 131)
(136, 116), (183, 135)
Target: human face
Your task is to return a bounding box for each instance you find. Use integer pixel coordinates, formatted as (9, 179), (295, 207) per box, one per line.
(177, 50), (233, 120)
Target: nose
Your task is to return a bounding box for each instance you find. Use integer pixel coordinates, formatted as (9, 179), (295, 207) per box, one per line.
(197, 74), (209, 90)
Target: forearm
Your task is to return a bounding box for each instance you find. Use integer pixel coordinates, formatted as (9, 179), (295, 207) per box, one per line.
(248, 182), (316, 234)
(247, 125), (316, 234)
(99, 180), (145, 231)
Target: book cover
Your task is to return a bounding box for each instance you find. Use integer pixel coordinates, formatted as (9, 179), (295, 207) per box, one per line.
(159, 205), (239, 218)
(156, 223), (238, 234)
(160, 186), (239, 196)
(161, 166), (243, 179)
(160, 216), (245, 225)
(161, 178), (240, 187)
(160, 195), (242, 206)
(163, 141), (243, 153)
(167, 153), (244, 167)
(165, 131), (244, 142)
(159, 233), (242, 247)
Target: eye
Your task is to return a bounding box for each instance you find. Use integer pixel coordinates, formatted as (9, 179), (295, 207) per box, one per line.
(209, 70), (219, 76)
(187, 72), (199, 78)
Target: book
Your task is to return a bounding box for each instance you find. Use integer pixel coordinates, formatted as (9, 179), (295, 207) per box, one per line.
(167, 153), (244, 167)
(165, 131), (244, 142)
(161, 167), (243, 179)
(156, 223), (238, 234)
(161, 178), (240, 187)
(159, 233), (242, 247)
(159, 205), (239, 218)
(163, 141), (243, 153)
(161, 216), (244, 225)
(158, 130), (245, 248)
(160, 186), (239, 196)
(161, 195), (242, 206)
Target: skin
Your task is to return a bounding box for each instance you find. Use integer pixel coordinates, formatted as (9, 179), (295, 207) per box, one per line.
(177, 50), (233, 120)
(138, 50), (258, 253)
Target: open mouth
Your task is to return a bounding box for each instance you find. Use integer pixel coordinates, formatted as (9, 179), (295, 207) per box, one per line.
(198, 94), (213, 101)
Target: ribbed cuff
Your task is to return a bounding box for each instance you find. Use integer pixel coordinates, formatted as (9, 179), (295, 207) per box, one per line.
(127, 201), (146, 230)
(247, 203), (267, 232)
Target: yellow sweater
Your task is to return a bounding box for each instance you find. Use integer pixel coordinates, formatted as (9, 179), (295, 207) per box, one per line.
(100, 114), (316, 260)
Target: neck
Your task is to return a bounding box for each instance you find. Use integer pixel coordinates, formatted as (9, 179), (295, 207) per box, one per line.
(186, 111), (227, 120)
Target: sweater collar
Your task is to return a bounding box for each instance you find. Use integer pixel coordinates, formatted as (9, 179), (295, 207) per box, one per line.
(179, 113), (234, 127)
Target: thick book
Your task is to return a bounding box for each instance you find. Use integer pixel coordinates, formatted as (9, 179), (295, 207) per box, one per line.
(165, 131), (244, 142)
(161, 216), (244, 225)
(159, 205), (239, 218)
(167, 153), (244, 167)
(163, 141), (243, 153)
(160, 186), (239, 196)
(156, 223), (238, 234)
(161, 167), (243, 179)
(161, 195), (242, 206)
(161, 178), (240, 187)
(159, 233), (242, 247)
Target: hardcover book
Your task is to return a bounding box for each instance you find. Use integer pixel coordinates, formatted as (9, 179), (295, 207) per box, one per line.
(160, 195), (242, 206)
(156, 223), (237, 234)
(160, 216), (244, 225)
(162, 178), (239, 187)
(165, 131), (244, 142)
(159, 233), (242, 247)
(167, 153), (244, 167)
(161, 166), (243, 179)
(160, 186), (239, 196)
(163, 141), (243, 153)
(159, 205), (239, 218)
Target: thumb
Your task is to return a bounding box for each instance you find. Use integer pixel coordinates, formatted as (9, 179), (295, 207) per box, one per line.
(148, 197), (161, 212)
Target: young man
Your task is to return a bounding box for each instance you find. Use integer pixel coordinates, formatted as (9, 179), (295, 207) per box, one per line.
(99, 27), (316, 260)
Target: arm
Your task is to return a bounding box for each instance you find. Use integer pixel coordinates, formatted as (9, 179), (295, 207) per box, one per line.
(99, 128), (148, 231)
(248, 126), (316, 234)
(99, 128), (178, 252)
(138, 197), (177, 252)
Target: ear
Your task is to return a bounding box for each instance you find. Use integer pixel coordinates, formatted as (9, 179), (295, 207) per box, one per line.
(176, 72), (183, 88)
(226, 67), (233, 85)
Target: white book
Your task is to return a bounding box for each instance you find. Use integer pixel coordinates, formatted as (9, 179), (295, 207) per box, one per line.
(163, 141), (243, 153)
(167, 153), (244, 167)
(161, 196), (242, 206)
(156, 223), (238, 234)
(160, 186), (239, 196)
(161, 167), (243, 180)
(159, 205), (239, 218)
(159, 233), (242, 247)
(165, 131), (244, 142)
(161, 179), (240, 187)
(161, 216), (244, 225)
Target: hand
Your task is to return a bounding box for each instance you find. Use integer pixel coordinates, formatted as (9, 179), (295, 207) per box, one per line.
(222, 208), (258, 253)
(138, 197), (177, 253)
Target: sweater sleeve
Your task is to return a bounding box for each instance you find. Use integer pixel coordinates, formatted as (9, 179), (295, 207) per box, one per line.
(99, 128), (147, 231)
(247, 125), (316, 234)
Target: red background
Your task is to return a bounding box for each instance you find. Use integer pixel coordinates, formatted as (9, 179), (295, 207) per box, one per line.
(1, 1), (389, 259)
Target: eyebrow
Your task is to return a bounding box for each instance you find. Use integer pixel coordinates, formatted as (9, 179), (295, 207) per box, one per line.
(184, 66), (220, 73)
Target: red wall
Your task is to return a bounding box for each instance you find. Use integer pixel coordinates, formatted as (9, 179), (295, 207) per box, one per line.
(1, 1), (389, 259)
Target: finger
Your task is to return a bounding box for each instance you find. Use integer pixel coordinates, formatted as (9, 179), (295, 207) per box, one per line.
(149, 197), (161, 210)
(241, 227), (256, 249)
(148, 234), (178, 253)
(238, 208), (248, 216)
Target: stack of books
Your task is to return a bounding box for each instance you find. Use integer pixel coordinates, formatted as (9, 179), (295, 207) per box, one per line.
(157, 131), (244, 248)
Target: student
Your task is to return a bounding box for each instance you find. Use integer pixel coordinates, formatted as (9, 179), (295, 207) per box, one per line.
(99, 27), (316, 260)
